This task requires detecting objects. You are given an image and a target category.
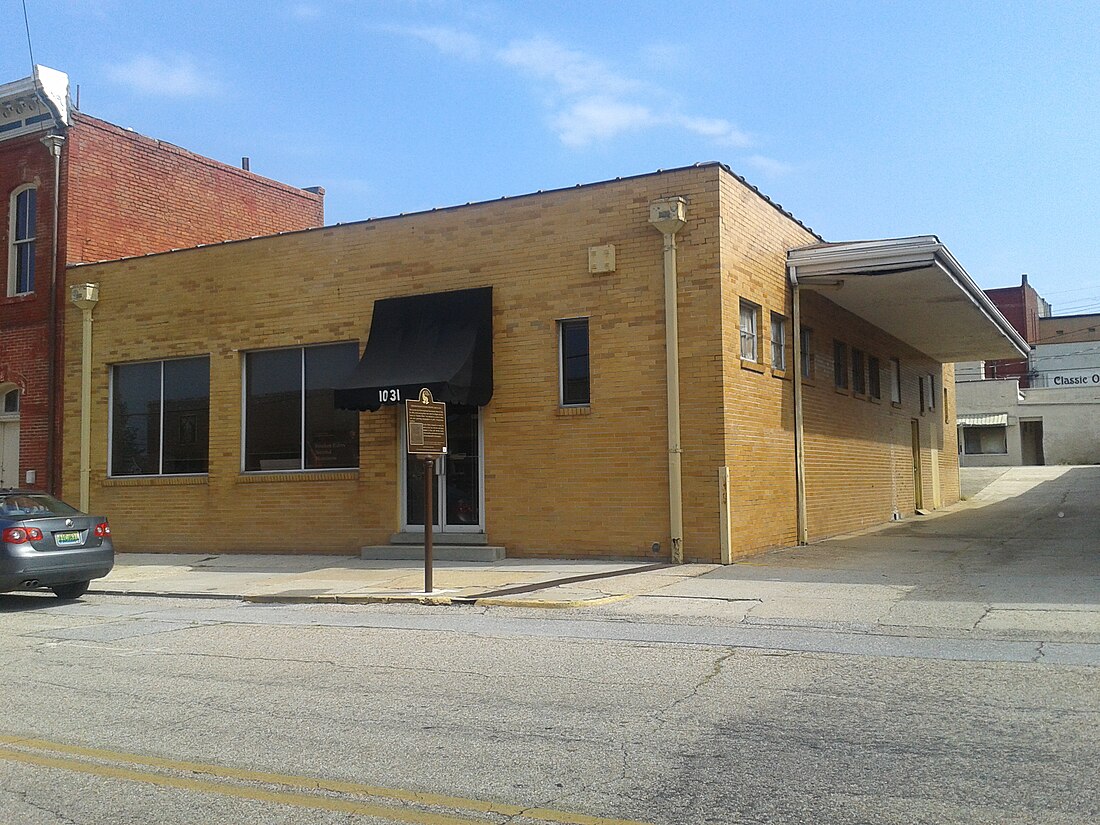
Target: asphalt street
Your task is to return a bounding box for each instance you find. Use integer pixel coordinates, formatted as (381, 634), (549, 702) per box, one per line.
(0, 467), (1096, 824)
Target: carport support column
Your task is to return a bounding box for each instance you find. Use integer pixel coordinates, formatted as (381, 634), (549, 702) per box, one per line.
(71, 284), (100, 513)
(788, 266), (809, 545)
(649, 198), (688, 564)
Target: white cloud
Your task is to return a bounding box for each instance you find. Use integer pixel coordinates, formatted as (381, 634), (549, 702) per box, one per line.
(287, 3), (321, 20)
(497, 37), (640, 99)
(391, 27), (771, 157)
(745, 154), (794, 177)
(553, 98), (657, 147)
(402, 26), (484, 60)
(106, 54), (221, 98)
(678, 116), (752, 148)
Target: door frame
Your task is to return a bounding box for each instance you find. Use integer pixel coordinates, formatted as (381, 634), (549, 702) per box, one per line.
(398, 406), (485, 533)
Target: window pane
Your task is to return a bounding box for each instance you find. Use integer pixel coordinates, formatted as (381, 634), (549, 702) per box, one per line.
(16, 242), (34, 293)
(2, 390), (17, 413)
(305, 343), (360, 469)
(852, 349), (866, 395)
(800, 328), (812, 379)
(561, 319), (590, 405)
(245, 349), (302, 471)
(162, 358), (210, 474)
(891, 358), (902, 403)
(739, 303), (758, 361)
(869, 356), (881, 399)
(15, 189), (35, 240)
(834, 341), (849, 389)
(771, 314), (786, 370)
(111, 362), (162, 476)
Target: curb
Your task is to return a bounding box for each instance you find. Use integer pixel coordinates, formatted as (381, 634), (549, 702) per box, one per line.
(89, 588), (633, 609)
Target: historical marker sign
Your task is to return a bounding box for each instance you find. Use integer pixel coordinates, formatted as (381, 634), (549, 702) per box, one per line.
(405, 388), (448, 456)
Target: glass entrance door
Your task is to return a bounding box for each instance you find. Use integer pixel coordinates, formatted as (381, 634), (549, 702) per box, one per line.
(403, 405), (482, 532)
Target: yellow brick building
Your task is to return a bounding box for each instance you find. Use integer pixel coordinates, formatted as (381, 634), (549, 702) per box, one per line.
(62, 164), (1027, 562)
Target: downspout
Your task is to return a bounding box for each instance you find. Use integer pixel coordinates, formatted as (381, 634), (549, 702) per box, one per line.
(649, 198), (688, 563)
(41, 132), (65, 494)
(789, 264), (809, 545)
(71, 283), (99, 512)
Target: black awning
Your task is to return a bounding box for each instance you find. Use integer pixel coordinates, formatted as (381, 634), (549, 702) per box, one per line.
(334, 286), (493, 411)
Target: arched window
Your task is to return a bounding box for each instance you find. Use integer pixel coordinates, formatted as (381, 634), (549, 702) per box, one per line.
(2, 389), (18, 414)
(9, 185), (37, 295)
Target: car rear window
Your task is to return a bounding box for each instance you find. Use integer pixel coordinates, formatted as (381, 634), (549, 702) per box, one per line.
(0, 494), (82, 518)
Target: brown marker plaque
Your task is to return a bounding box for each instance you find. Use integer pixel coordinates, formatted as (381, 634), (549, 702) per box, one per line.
(405, 388), (448, 456)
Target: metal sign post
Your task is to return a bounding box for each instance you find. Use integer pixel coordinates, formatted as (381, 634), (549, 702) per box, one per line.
(405, 388), (447, 594)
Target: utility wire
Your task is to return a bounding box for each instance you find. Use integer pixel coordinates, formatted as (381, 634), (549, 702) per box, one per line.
(22, 0), (37, 74)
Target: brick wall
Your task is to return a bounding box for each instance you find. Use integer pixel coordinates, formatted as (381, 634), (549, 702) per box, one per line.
(2, 114), (324, 493)
(0, 132), (58, 489)
(64, 114), (323, 263)
(64, 164), (962, 561)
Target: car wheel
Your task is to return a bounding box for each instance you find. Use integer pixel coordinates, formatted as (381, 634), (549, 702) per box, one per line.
(52, 581), (90, 600)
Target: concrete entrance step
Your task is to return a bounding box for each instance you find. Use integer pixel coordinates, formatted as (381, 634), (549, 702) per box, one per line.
(389, 532), (488, 546)
(361, 544), (506, 562)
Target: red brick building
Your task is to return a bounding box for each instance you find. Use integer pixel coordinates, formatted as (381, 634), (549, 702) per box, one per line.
(1, 66), (324, 493)
(982, 274), (1050, 385)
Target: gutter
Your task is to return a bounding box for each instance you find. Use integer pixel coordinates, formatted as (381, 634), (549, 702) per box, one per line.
(649, 198), (688, 563)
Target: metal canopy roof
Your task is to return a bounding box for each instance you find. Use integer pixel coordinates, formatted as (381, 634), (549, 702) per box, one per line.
(787, 236), (1030, 363)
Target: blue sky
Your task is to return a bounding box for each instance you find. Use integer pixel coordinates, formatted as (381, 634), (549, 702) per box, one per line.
(6, 1), (1099, 313)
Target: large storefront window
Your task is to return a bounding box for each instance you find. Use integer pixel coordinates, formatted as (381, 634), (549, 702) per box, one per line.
(111, 357), (210, 476)
(962, 426), (1008, 455)
(244, 343), (359, 472)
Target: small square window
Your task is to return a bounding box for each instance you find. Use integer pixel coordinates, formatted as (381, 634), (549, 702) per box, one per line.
(560, 318), (590, 406)
(833, 340), (849, 390)
(770, 313), (787, 371)
(740, 300), (760, 362)
(851, 348), (866, 395)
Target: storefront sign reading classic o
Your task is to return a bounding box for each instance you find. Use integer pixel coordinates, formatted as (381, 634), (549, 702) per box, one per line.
(405, 389), (448, 456)
(1053, 373), (1100, 386)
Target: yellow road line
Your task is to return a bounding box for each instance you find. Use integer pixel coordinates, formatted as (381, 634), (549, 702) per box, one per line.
(0, 746), (490, 825)
(0, 735), (654, 825)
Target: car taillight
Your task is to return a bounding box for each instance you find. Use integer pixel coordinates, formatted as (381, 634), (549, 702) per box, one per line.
(2, 527), (41, 543)
(94, 521), (111, 538)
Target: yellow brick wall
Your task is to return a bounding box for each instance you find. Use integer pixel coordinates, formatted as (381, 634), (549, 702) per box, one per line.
(62, 164), (962, 562)
(64, 168), (722, 559)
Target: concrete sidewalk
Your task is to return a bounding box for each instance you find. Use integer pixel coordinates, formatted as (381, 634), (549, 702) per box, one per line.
(92, 553), (717, 608)
(88, 466), (1100, 645)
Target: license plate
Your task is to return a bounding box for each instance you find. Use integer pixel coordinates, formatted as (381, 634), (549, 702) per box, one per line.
(54, 531), (82, 547)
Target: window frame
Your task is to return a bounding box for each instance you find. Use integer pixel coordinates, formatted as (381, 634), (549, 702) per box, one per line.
(739, 300), (761, 363)
(241, 342), (360, 473)
(559, 317), (591, 407)
(770, 312), (787, 372)
(8, 184), (37, 296)
(108, 355), (211, 478)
